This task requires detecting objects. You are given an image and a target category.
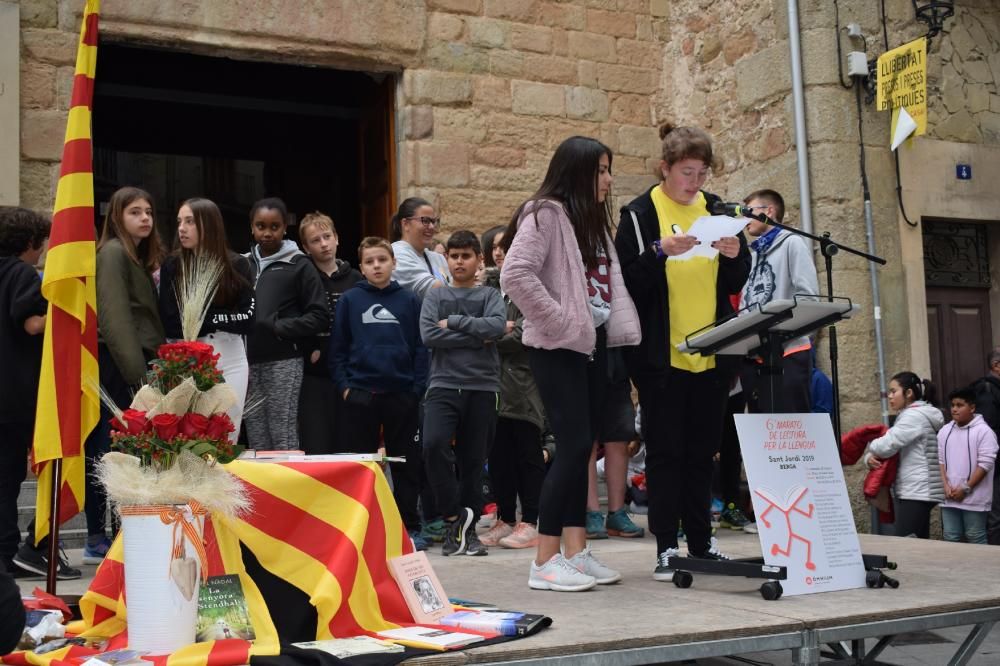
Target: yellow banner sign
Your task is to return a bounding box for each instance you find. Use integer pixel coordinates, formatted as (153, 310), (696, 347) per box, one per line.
(876, 38), (927, 137)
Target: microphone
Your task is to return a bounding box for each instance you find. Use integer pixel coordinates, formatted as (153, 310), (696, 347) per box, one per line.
(708, 200), (756, 218)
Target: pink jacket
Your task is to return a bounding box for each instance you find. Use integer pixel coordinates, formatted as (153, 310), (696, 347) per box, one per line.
(500, 200), (641, 355)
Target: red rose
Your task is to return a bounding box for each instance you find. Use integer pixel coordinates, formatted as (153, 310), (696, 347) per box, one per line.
(205, 413), (235, 441)
(111, 409), (149, 435)
(151, 413), (182, 440)
(180, 412), (210, 438)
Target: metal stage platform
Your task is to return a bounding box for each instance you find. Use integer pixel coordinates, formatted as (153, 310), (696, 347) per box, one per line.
(418, 533), (1000, 665)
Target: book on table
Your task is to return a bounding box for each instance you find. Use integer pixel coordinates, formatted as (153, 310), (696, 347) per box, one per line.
(386, 551), (452, 623)
(376, 626), (485, 650)
(440, 609), (550, 636)
(196, 574), (256, 642)
(81, 650), (151, 666)
(292, 636), (404, 658)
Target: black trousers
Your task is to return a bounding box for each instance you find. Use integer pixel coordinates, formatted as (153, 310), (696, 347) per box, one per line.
(83, 343), (132, 539)
(893, 498), (936, 539)
(719, 391), (747, 506)
(299, 374), (342, 455)
(488, 416), (544, 525)
(339, 391), (422, 531)
(0, 422), (31, 564)
(988, 477), (1000, 545)
(636, 367), (729, 555)
(422, 388), (496, 521)
(741, 348), (812, 414)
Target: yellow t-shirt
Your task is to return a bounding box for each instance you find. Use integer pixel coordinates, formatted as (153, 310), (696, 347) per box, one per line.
(650, 187), (718, 372)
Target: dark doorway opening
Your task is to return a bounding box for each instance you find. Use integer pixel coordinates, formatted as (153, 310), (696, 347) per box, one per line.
(92, 43), (396, 258)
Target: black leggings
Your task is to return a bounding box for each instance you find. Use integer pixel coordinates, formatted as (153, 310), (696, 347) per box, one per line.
(893, 498), (937, 539)
(529, 345), (604, 536)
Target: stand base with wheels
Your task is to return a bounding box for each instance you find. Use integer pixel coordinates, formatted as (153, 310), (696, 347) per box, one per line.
(666, 555), (787, 600)
(665, 553), (900, 600)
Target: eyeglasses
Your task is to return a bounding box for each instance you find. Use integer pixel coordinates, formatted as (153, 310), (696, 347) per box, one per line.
(406, 216), (441, 228)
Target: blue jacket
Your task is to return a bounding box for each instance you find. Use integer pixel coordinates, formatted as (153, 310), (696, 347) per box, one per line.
(330, 280), (428, 395)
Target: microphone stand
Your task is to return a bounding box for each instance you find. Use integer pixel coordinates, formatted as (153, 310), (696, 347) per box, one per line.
(740, 210), (886, 447)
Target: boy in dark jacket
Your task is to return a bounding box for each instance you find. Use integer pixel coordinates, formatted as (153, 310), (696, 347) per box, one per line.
(330, 237), (428, 549)
(298, 213), (362, 454)
(420, 231), (505, 557)
(0, 207), (80, 580)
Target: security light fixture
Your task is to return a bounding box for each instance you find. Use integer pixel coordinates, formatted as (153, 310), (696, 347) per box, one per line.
(912, 0), (954, 41)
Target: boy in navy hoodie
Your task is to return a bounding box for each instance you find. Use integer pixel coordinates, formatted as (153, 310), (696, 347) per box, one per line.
(331, 237), (428, 549)
(420, 230), (505, 557)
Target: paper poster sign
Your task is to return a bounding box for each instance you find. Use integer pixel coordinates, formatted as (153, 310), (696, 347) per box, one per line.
(876, 38), (927, 146)
(735, 414), (867, 596)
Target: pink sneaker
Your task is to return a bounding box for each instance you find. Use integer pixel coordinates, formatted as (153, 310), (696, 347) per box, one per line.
(499, 522), (539, 549)
(478, 520), (513, 546)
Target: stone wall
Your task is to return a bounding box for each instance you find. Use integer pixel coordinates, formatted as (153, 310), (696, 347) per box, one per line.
(16, 0), (672, 231)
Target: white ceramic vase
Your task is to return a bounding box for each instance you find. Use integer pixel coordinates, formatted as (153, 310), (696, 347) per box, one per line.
(120, 504), (204, 654)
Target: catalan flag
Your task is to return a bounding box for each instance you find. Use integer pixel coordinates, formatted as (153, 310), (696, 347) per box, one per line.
(2, 462), (417, 666)
(31, 0), (101, 545)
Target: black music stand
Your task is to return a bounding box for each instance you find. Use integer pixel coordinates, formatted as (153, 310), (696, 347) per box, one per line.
(666, 297), (897, 599)
(678, 296), (858, 413)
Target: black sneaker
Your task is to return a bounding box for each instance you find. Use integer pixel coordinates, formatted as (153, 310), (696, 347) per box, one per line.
(1, 559), (34, 579)
(653, 547), (679, 582)
(442, 507), (473, 557)
(13, 543), (82, 580)
(463, 525), (488, 556)
(687, 536), (732, 561)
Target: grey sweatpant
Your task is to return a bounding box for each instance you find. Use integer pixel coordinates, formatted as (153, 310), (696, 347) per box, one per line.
(245, 357), (304, 450)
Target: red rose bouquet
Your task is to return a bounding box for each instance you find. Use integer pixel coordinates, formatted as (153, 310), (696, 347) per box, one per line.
(97, 253), (249, 515)
(106, 342), (242, 469)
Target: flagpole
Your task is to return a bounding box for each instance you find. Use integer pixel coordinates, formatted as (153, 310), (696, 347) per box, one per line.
(46, 459), (64, 594)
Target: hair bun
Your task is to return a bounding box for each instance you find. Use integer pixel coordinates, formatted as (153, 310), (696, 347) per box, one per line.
(658, 122), (676, 141)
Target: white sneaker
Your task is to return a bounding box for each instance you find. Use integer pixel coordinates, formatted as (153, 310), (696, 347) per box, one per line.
(743, 522), (759, 534)
(688, 535), (733, 561)
(653, 547), (680, 582)
(567, 547), (621, 584)
(529, 554), (597, 592)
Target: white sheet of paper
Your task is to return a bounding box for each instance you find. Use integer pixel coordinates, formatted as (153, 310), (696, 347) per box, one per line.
(668, 215), (750, 261)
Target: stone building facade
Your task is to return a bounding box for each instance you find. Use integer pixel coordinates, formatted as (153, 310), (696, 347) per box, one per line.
(5, 0), (1000, 529)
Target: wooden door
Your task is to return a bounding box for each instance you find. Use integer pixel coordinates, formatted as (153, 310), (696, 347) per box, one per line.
(926, 286), (992, 398)
(358, 75), (396, 240)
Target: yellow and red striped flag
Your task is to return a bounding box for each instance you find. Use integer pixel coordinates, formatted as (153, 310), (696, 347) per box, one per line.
(1, 462), (417, 666)
(31, 0), (101, 545)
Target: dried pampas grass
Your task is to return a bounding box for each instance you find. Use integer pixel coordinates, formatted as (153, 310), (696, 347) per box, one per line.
(176, 252), (224, 342)
(97, 451), (251, 520)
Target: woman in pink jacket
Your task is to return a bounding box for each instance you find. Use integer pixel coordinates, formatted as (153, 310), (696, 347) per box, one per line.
(501, 136), (641, 592)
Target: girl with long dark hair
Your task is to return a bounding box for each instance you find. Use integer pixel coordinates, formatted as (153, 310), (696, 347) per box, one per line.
(501, 136), (640, 592)
(158, 198), (255, 441)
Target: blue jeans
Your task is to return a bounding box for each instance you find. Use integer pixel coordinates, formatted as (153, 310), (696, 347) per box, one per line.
(941, 507), (988, 544)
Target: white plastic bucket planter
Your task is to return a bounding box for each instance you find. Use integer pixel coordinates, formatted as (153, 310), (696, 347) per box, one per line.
(120, 504), (206, 654)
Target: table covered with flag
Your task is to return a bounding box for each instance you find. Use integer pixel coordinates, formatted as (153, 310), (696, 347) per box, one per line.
(4, 460), (428, 666)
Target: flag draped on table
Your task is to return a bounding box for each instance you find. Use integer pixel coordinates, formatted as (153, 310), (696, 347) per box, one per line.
(2, 461), (415, 666)
(30, 0), (101, 546)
